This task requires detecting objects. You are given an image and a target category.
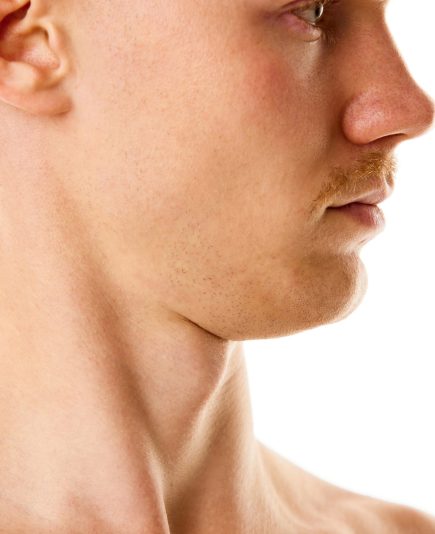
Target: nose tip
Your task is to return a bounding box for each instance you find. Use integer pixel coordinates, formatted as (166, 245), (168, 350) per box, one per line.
(412, 87), (435, 138)
(424, 93), (435, 132)
(391, 83), (435, 140)
(342, 84), (435, 146)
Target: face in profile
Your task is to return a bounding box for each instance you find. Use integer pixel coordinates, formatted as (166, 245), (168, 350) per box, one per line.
(67, 0), (434, 341)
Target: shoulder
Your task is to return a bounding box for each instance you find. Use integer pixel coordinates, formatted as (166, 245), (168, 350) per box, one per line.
(335, 494), (435, 534)
(377, 501), (435, 533)
(257, 442), (435, 534)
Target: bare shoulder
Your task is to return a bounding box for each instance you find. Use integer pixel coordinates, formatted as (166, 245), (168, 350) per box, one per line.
(335, 494), (435, 534)
(360, 498), (435, 534)
(389, 504), (435, 533)
(257, 441), (435, 534)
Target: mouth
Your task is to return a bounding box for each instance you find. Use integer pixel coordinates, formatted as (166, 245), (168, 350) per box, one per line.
(329, 184), (394, 209)
(328, 202), (386, 228)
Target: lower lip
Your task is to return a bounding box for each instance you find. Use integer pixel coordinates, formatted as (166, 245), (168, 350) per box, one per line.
(329, 203), (385, 228)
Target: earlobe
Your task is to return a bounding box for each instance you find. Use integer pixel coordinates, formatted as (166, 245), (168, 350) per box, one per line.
(0, 0), (73, 116)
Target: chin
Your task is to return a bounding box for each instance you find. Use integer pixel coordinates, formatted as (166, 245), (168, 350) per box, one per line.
(307, 253), (369, 329)
(185, 253), (369, 342)
(238, 253), (369, 341)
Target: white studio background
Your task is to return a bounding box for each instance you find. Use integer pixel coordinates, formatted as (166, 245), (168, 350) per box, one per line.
(244, 0), (435, 517)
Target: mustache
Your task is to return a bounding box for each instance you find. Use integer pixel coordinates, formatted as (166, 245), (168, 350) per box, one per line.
(310, 151), (398, 214)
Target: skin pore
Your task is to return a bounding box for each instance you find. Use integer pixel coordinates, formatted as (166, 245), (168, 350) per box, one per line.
(0, 0), (434, 532)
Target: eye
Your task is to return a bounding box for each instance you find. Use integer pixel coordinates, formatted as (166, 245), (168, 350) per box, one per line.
(280, 0), (339, 43)
(294, 0), (325, 26)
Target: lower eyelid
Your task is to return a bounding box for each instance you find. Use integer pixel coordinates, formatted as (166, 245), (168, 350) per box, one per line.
(281, 11), (323, 40)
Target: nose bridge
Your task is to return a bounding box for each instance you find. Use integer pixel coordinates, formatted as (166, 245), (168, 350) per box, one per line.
(342, 20), (435, 142)
(379, 28), (433, 117)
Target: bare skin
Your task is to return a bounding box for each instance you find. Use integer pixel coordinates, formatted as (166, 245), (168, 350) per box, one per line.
(0, 0), (434, 532)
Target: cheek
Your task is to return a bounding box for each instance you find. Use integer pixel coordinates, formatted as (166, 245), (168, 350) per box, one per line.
(233, 51), (329, 172)
(238, 55), (295, 130)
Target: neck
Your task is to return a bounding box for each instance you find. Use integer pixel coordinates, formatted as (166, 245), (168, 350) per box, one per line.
(0, 176), (283, 533)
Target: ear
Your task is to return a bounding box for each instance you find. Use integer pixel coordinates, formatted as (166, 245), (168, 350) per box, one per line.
(0, 0), (73, 116)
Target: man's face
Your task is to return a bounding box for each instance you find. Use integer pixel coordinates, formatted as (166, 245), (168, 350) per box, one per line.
(72, 0), (434, 340)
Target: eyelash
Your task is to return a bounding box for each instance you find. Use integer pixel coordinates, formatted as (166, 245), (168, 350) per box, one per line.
(286, 0), (340, 45)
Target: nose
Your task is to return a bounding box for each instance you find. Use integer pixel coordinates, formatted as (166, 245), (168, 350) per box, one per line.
(341, 24), (435, 146)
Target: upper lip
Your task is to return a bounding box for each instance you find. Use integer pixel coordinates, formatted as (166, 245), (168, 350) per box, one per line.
(329, 185), (394, 208)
